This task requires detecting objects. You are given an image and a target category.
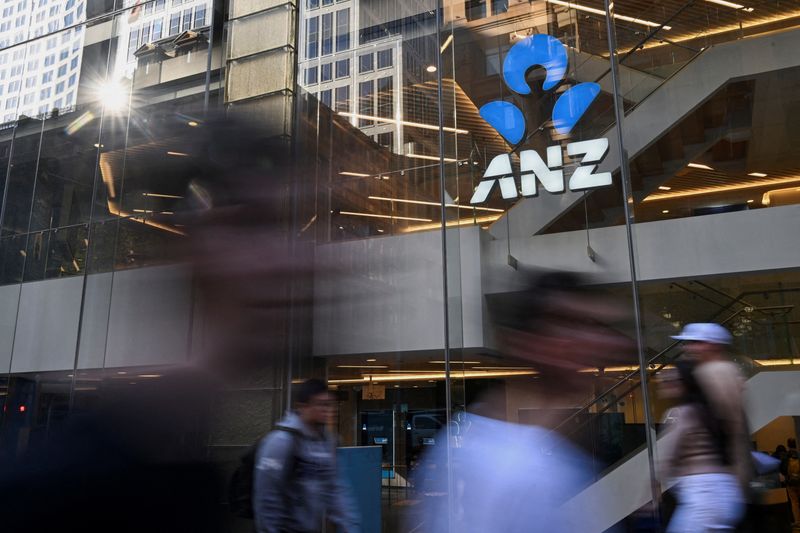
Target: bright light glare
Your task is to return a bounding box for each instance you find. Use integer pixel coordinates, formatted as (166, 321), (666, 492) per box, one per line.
(97, 80), (128, 112)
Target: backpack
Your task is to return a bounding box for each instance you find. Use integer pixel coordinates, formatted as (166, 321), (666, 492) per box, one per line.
(228, 426), (302, 519)
(787, 453), (800, 485)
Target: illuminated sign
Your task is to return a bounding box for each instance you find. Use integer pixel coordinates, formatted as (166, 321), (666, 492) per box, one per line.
(472, 34), (612, 205)
(470, 138), (611, 203)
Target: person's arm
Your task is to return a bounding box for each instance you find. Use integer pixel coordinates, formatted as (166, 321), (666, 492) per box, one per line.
(656, 407), (683, 482)
(253, 431), (296, 533)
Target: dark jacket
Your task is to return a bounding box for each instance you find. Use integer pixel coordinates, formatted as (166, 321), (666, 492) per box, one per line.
(253, 412), (360, 533)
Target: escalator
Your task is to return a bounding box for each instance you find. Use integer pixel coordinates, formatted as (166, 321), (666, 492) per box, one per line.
(488, 25), (800, 239)
(544, 285), (800, 532)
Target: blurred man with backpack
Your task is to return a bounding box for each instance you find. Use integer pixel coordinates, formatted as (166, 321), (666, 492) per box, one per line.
(252, 379), (360, 533)
(782, 438), (800, 528)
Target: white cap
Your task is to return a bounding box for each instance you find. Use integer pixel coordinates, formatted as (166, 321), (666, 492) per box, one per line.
(671, 323), (732, 345)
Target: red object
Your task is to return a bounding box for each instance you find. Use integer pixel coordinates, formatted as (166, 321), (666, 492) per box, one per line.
(18, 405), (26, 413)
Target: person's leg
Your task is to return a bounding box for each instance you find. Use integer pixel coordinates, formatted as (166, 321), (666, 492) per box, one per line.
(669, 474), (744, 532)
(666, 477), (705, 533)
(788, 486), (800, 525)
(705, 474), (746, 531)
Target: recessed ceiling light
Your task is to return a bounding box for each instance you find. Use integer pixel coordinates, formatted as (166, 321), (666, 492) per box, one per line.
(545, 0), (671, 29)
(748, 172), (767, 177)
(337, 365), (388, 369)
(339, 171), (370, 177)
(687, 163), (713, 170)
(426, 65), (437, 73)
(187, 121), (199, 127)
(747, 199), (754, 203)
(366, 358), (377, 362)
(658, 186), (671, 191)
(704, 0), (751, 10)
(662, 209), (670, 214)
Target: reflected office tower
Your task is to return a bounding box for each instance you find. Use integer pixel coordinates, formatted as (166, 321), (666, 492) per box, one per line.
(297, 0), (406, 153)
(0, 0), (87, 122)
(113, 0), (211, 80)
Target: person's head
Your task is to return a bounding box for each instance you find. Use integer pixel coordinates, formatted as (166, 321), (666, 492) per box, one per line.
(487, 270), (635, 391)
(789, 438), (798, 450)
(671, 323), (732, 363)
(775, 444), (787, 455)
(294, 379), (335, 427)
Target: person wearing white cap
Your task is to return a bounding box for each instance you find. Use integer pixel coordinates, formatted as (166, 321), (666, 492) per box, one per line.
(657, 323), (753, 532)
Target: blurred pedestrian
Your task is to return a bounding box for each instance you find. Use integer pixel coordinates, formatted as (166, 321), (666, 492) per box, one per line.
(671, 323), (753, 492)
(782, 438), (800, 527)
(253, 379), (360, 533)
(415, 271), (636, 533)
(773, 444), (788, 462)
(656, 360), (746, 532)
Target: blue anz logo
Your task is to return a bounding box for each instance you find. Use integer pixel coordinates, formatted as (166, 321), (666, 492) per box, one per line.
(470, 34), (612, 205)
(480, 34), (599, 143)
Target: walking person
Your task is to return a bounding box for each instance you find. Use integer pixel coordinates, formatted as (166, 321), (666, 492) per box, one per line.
(657, 322), (754, 532)
(672, 323), (754, 491)
(253, 379), (360, 533)
(414, 271), (638, 533)
(657, 359), (747, 532)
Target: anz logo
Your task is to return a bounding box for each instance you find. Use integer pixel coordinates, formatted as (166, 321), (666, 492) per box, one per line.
(470, 34), (612, 205)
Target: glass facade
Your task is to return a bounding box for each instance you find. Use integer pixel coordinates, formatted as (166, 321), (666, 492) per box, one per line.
(0, 0), (799, 531)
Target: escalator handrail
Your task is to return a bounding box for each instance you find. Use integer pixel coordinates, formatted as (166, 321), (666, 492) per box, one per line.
(549, 306), (746, 437)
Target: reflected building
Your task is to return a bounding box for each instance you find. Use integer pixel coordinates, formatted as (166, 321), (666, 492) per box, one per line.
(0, 0), (86, 122)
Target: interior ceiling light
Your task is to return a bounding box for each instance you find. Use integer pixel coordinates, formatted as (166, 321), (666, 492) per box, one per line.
(166, 151), (189, 157)
(338, 211), (432, 222)
(704, 0), (753, 11)
(747, 199), (754, 203)
(755, 358), (798, 366)
(644, 175), (800, 202)
(329, 369), (537, 384)
(369, 195), (505, 213)
(404, 154), (463, 163)
(546, 0), (672, 29)
(337, 112), (468, 134)
(388, 370), (447, 373)
(440, 34), (453, 53)
(578, 365), (675, 373)
(658, 186), (672, 191)
(426, 65), (437, 73)
(336, 365), (389, 369)
(366, 358), (377, 362)
(472, 366), (535, 370)
(143, 192), (183, 199)
(339, 171), (371, 177)
(402, 214), (501, 233)
(687, 162), (713, 170)
(618, 11), (800, 52)
(748, 172), (768, 177)
(662, 209), (670, 214)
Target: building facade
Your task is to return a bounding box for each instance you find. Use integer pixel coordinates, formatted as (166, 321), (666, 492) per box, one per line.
(0, 0), (799, 530)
